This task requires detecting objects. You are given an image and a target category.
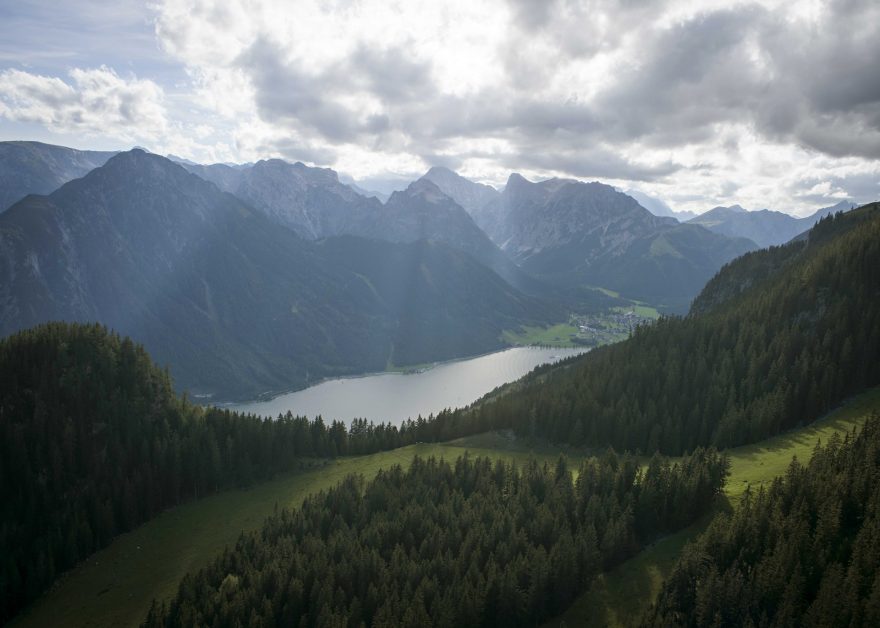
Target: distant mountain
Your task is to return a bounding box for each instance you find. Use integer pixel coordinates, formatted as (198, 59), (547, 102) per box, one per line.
(420, 166), (500, 222)
(0, 141), (116, 212)
(0, 150), (555, 399)
(801, 199), (857, 223)
(626, 189), (697, 221)
(360, 179), (554, 297)
(480, 174), (756, 309)
(183, 158), (381, 239)
(688, 200), (856, 248)
(184, 159), (579, 302)
(336, 174), (390, 202)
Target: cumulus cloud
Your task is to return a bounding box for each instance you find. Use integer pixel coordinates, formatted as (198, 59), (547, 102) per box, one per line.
(2, 0), (878, 213)
(0, 66), (167, 139)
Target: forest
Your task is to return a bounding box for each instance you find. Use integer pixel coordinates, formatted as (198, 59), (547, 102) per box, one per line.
(0, 322), (462, 622)
(435, 205), (880, 454)
(645, 416), (880, 627)
(144, 449), (728, 627)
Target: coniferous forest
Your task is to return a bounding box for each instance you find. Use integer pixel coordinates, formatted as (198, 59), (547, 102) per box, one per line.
(0, 322), (454, 622)
(443, 205), (880, 454)
(645, 417), (880, 627)
(144, 450), (727, 627)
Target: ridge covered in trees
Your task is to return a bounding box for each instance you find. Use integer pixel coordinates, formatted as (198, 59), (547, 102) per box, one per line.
(144, 449), (728, 627)
(0, 322), (460, 622)
(644, 416), (880, 627)
(440, 204), (880, 454)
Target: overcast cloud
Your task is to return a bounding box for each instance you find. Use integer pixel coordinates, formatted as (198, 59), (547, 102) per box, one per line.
(0, 0), (878, 215)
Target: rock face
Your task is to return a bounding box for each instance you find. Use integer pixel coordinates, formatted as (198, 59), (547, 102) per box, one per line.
(0, 141), (116, 212)
(0, 150), (555, 398)
(184, 159), (569, 299)
(478, 174), (756, 309)
(183, 158), (382, 239)
(420, 166), (499, 221)
(688, 200), (857, 248)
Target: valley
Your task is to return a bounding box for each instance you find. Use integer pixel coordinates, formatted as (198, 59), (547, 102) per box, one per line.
(0, 148), (876, 627)
(3, 3), (880, 626)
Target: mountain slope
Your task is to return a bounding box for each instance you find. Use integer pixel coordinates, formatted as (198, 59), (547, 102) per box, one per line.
(687, 200), (856, 247)
(184, 158), (381, 239)
(480, 174), (755, 309)
(363, 179), (565, 299)
(645, 417), (880, 627)
(420, 166), (500, 224)
(0, 150), (554, 398)
(0, 141), (116, 212)
(0, 322), (470, 624)
(187, 159), (580, 303)
(448, 202), (880, 454)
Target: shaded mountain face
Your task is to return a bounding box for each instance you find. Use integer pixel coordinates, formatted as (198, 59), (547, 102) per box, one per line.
(0, 150), (555, 399)
(420, 166), (499, 222)
(363, 179), (573, 301)
(0, 141), (116, 212)
(185, 159), (576, 302)
(475, 174), (755, 309)
(183, 158), (382, 239)
(687, 200), (857, 248)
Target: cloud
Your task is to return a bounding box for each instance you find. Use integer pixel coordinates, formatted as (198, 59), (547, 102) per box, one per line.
(0, 66), (167, 139)
(3, 0), (877, 213)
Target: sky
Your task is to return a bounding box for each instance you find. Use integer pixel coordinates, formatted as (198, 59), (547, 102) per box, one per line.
(0, 0), (878, 216)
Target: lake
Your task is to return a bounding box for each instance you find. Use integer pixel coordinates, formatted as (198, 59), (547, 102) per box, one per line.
(226, 346), (588, 425)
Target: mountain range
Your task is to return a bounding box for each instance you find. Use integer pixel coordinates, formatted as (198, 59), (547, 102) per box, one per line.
(438, 173), (756, 308)
(0, 150), (555, 398)
(687, 200), (856, 247)
(0, 139), (851, 397)
(0, 141), (116, 212)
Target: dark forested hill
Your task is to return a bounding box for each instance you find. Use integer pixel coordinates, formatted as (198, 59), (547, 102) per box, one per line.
(145, 450), (728, 628)
(0, 150), (555, 399)
(443, 203), (880, 454)
(0, 322), (508, 623)
(0, 323), (331, 622)
(645, 416), (880, 627)
(0, 141), (115, 212)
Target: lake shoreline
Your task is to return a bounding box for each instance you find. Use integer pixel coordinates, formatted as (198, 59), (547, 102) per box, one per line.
(221, 346), (589, 424)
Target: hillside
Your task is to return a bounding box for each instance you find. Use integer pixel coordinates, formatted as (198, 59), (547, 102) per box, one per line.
(645, 416), (880, 626)
(419, 166), (500, 224)
(444, 203), (880, 454)
(13, 387), (879, 628)
(0, 141), (116, 212)
(0, 150), (555, 398)
(0, 322), (361, 622)
(144, 450), (726, 627)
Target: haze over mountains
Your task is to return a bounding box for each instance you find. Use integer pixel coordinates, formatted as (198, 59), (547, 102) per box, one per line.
(0, 140), (858, 398)
(687, 200), (856, 248)
(0, 141), (116, 212)
(424, 168), (756, 308)
(0, 149), (555, 398)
